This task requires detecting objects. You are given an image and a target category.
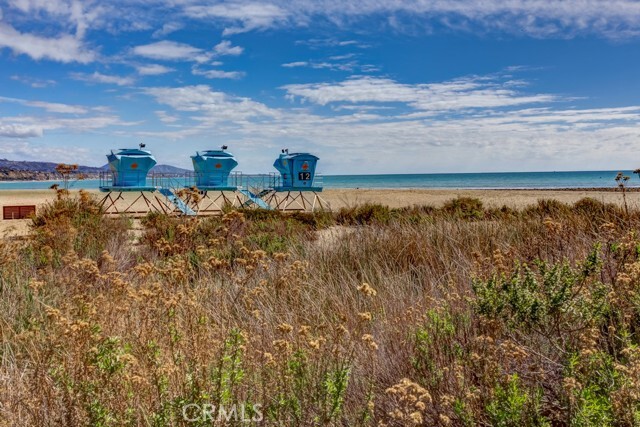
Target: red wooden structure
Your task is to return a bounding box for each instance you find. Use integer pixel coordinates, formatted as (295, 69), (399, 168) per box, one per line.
(3, 205), (36, 220)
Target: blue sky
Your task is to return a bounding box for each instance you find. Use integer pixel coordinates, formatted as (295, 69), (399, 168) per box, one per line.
(1, 1), (640, 174)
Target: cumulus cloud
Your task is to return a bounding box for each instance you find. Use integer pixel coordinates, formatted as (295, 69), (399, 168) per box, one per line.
(179, 0), (640, 39)
(70, 72), (135, 86)
(281, 57), (373, 72)
(282, 75), (558, 111)
(155, 110), (179, 123)
(26, 100), (87, 114)
(135, 63), (174, 75)
(0, 140), (95, 164)
(131, 40), (210, 62)
(213, 40), (244, 56)
(296, 39), (366, 48)
(282, 61), (308, 68)
(191, 66), (245, 79)
(0, 95), (88, 114)
(152, 22), (183, 38)
(6, 0), (640, 45)
(0, 113), (138, 136)
(184, 2), (288, 35)
(132, 68), (640, 173)
(143, 85), (280, 122)
(10, 75), (57, 88)
(0, 124), (43, 138)
(5, 0), (100, 39)
(0, 22), (94, 63)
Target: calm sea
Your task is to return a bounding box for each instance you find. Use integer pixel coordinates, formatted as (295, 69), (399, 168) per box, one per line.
(0, 170), (636, 190)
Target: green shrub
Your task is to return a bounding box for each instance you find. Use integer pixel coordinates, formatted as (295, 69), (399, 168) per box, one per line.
(441, 197), (485, 219)
(486, 374), (549, 427)
(523, 199), (572, 218)
(30, 191), (130, 262)
(472, 246), (605, 331)
(336, 203), (391, 225)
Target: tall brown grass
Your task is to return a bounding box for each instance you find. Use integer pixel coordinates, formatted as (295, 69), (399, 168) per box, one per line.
(1, 192), (639, 425)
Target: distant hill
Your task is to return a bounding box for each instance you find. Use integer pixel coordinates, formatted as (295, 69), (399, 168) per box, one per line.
(0, 158), (190, 181)
(0, 158), (103, 174)
(150, 164), (191, 174)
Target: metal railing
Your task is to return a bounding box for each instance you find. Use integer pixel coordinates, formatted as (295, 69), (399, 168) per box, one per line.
(99, 171), (187, 189)
(99, 171), (323, 192)
(238, 173), (279, 194)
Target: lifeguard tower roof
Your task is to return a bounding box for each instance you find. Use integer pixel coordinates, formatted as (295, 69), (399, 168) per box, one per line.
(272, 151), (321, 191)
(191, 149), (238, 190)
(103, 147), (157, 191)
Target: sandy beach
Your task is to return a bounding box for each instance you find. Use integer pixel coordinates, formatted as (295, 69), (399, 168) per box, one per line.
(2, 188), (638, 237)
(320, 188), (640, 209)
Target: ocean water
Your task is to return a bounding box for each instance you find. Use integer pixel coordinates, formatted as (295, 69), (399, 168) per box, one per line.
(0, 170), (636, 190)
(322, 171), (639, 189)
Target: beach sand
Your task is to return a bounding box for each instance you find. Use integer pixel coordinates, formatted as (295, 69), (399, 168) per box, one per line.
(321, 188), (640, 210)
(1, 188), (638, 237)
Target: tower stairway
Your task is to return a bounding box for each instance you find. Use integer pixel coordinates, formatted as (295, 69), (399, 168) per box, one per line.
(238, 189), (272, 210)
(158, 187), (196, 216)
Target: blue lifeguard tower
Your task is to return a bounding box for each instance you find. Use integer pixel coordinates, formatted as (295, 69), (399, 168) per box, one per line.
(99, 144), (195, 216)
(272, 151), (321, 191)
(186, 147), (243, 213)
(260, 149), (327, 211)
(191, 148), (238, 190)
(103, 147), (157, 191)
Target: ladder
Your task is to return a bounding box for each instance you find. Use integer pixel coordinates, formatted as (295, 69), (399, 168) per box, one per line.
(238, 189), (272, 210)
(158, 187), (196, 216)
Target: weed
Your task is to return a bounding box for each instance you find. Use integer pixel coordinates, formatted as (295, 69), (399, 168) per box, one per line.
(4, 196), (640, 425)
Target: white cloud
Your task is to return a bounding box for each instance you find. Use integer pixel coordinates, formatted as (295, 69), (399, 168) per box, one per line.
(213, 40), (244, 56)
(131, 69), (640, 173)
(281, 58), (369, 72)
(192, 67), (245, 79)
(7, 0), (640, 45)
(8, 0), (68, 16)
(131, 40), (210, 62)
(5, 0), (640, 45)
(0, 113), (138, 136)
(155, 110), (179, 123)
(0, 22), (94, 63)
(282, 61), (308, 68)
(329, 53), (355, 60)
(6, 0), (101, 39)
(180, 0), (640, 39)
(143, 85), (280, 123)
(26, 100), (87, 114)
(282, 76), (558, 111)
(0, 95), (88, 114)
(0, 124), (43, 138)
(184, 2), (289, 35)
(152, 22), (183, 38)
(70, 72), (135, 86)
(10, 75), (57, 88)
(135, 63), (174, 75)
(296, 39), (366, 48)
(0, 140), (95, 164)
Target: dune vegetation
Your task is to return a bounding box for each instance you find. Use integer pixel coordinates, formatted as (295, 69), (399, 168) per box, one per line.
(1, 190), (640, 425)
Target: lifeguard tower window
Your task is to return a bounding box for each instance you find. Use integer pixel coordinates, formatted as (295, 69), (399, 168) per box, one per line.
(298, 172), (311, 181)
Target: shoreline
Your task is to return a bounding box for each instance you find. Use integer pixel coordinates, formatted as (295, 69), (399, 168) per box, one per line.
(0, 184), (638, 192)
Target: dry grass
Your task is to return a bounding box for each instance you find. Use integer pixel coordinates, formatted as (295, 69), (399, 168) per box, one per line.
(1, 192), (640, 425)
